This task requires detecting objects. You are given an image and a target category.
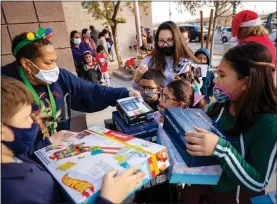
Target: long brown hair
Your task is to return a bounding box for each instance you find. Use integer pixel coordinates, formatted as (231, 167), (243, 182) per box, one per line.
(148, 21), (199, 72)
(208, 42), (277, 135)
(167, 79), (206, 110)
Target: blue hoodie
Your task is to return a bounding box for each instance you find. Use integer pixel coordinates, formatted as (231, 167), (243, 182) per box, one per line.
(194, 48), (215, 103)
(1, 61), (129, 151)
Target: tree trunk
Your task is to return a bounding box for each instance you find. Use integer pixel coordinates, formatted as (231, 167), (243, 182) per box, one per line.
(111, 24), (123, 67)
(210, 2), (219, 64)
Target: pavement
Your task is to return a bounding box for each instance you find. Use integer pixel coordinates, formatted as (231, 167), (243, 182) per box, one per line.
(85, 35), (276, 193)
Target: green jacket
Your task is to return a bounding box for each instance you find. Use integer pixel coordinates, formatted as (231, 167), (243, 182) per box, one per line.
(207, 103), (277, 193)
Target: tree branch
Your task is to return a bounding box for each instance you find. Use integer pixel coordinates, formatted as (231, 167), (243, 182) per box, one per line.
(112, 1), (121, 21)
(218, 3), (233, 16)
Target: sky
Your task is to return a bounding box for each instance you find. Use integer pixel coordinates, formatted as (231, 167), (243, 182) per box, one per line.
(152, 2), (277, 24)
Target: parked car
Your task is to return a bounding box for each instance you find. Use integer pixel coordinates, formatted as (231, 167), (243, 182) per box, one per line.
(179, 24), (211, 42)
(221, 27), (232, 43)
(269, 29), (277, 43)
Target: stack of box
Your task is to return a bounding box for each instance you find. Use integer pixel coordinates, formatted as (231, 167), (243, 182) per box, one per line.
(113, 97), (158, 142)
(35, 126), (170, 203)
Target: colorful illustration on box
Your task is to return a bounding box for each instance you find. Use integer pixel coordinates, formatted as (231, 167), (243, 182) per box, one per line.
(62, 173), (94, 199)
(45, 144), (64, 152)
(49, 143), (121, 160)
(113, 147), (147, 168)
(156, 149), (169, 171)
(56, 162), (77, 171)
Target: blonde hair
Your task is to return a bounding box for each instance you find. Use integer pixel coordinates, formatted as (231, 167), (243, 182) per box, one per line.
(238, 25), (269, 39)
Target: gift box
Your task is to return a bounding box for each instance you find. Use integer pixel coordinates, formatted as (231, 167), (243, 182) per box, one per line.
(163, 108), (237, 167)
(116, 97), (154, 126)
(251, 191), (276, 204)
(158, 127), (222, 185)
(35, 126), (170, 204)
(112, 111), (158, 143)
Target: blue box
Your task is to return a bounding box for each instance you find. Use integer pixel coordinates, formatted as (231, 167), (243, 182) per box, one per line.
(251, 191), (276, 204)
(157, 127), (222, 185)
(163, 108), (237, 167)
(112, 111), (158, 143)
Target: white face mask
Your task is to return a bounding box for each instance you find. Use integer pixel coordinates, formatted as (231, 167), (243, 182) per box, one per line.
(73, 38), (81, 45)
(28, 60), (59, 84)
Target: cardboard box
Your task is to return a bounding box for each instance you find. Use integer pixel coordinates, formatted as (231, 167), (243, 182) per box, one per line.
(112, 111), (158, 143)
(251, 191), (276, 204)
(158, 127), (222, 185)
(163, 108), (237, 167)
(116, 97), (154, 126)
(35, 126), (170, 203)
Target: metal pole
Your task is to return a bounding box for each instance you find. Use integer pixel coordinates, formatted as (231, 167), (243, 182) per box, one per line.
(134, 1), (142, 48)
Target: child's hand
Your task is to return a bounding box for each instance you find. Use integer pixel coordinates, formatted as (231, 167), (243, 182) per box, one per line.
(101, 165), (145, 203)
(49, 130), (76, 144)
(133, 65), (148, 82)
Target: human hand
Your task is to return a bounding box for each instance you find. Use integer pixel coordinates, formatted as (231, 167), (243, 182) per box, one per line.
(133, 65), (148, 83)
(49, 130), (76, 144)
(101, 165), (145, 203)
(31, 110), (48, 130)
(185, 127), (219, 156)
(129, 90), (142, 98)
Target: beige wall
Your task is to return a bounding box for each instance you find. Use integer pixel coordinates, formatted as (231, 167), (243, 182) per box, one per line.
(1, 2), (75, 71)
(62, 2), (152, 59)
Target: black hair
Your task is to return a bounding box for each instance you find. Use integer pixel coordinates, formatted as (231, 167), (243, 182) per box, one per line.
(82, 28), (89, 36)
(140, 45), (148, 52)
(12, 32), (52, 61)
(96, 45), (105, 53)
(70, 30), (80, 40)
(141, 70), (154, 80)
(179, 27), (189, 34)
(98, 29), (109, 39)
(208, 42), (277, 135)
(89, 25), (94, 30)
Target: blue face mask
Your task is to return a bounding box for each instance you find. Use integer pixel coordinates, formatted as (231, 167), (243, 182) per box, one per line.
(212, 84), (232, 103)
(3, 123), (38, 155)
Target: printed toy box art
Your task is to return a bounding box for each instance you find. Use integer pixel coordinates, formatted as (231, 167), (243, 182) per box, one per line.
(35, 126), (170, 203)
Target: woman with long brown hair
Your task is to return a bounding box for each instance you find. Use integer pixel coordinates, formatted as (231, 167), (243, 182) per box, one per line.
(133, 21), (199, 89)
(180, 41), (277, 204)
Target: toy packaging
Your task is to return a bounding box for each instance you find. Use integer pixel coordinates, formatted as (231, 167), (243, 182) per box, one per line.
(116, 97), (154, 126)
(158, 126), (223, 185)
(163, 108), (238, 167)
(35, 126), (170, 204)
(251, 191), (276, 204)
(112, 111), (158, 143)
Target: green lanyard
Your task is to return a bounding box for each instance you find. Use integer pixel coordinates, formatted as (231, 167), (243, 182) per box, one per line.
(19, 67), (57, 134)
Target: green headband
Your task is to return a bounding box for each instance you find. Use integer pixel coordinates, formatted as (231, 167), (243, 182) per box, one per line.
(13, 27), (53, 57)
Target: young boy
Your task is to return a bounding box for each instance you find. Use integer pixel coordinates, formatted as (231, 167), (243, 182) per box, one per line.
(96, 45), (110, 86)
(139, 70), (163, 111)
(82, 51), (102, 84)
(1, 76), (145, 204)
(194, 48), (216, 104)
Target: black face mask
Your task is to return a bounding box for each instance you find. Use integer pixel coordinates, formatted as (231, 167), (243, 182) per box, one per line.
(159, 46), (175, 56)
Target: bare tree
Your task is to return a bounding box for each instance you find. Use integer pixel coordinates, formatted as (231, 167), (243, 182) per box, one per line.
(177, 1), (242, 61)
(81, 1), (149, 66)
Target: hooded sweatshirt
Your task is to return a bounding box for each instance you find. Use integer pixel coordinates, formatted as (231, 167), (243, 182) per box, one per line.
(194, 48), (215, 103)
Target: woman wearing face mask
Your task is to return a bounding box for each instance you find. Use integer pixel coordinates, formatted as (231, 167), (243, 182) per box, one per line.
(1, 76), (145, 204)
(132, 21), (199, 90)
(180, 42), (277, 204)
(70, 30), (95, 78)
(1, 28), (141, 154)
(97, 29), (112, 61)
(81, 28), (97, 55)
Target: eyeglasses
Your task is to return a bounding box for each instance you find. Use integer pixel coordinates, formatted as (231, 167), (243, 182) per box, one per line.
(139, 85), (158, 92)
(157, 39), (174, 47)
(160, 91), (178, 103)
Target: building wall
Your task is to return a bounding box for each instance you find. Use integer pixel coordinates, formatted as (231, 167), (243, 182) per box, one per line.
(1, 2), (75, 71)
(62, 2), (152, 59)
